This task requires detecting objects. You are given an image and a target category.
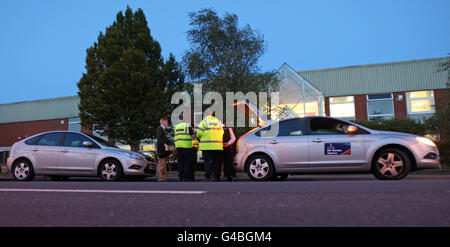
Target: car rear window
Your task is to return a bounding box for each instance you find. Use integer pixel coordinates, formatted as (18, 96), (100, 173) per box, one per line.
(37, 133), (62, 146)
(24, 135), (42, 145)
(256, 119), (307, 137)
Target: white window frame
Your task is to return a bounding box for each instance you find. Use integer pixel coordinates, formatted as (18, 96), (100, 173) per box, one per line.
(406, 90), (435, 116)
(366, 93), (393, 101)
(68, 117), (81, 131)
(329, 96), (356, 119)
(366, 93), (395, 120)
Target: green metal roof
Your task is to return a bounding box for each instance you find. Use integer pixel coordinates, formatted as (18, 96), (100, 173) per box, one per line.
(0, 95), (79, 124)
(298, 57), (449, 97)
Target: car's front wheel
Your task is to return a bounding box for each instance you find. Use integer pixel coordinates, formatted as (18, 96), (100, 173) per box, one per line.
(246, 154), (275, 181)
(99, 159), (123, 182)
(372, 148), (411, 180)
(12, 159), (35, 181)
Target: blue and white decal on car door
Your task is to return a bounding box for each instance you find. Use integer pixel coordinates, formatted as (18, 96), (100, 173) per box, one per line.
(324, 143), (352, 155)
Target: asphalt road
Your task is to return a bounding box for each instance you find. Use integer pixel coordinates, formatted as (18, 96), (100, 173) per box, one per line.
(0, 174), (449, 227)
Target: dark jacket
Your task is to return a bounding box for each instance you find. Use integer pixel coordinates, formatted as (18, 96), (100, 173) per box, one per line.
(156, 125), (172, 158)
(223, 126), (236, 153)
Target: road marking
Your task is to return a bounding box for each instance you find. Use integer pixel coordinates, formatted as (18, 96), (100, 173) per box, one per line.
(0, 189), (207, 194)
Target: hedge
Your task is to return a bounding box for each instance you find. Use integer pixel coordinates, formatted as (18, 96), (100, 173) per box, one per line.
(351, 118), (427, 136)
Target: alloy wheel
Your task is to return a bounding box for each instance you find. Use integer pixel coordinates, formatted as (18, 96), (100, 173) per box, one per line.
(249, 158), (270, 179)
(376, 153), (404, 177)
(14, 162), (30, 180)
(102, 162), (118, 181)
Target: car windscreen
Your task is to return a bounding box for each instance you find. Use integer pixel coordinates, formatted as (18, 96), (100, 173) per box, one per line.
(86, 134), (118, 148)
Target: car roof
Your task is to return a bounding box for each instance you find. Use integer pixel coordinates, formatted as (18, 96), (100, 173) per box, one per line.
(23, 130), (92, 141)
(32, 130), (87, 134)
(258, 116), (372, 132)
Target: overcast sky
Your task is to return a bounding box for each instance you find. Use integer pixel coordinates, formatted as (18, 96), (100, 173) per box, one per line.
(1, 0), (449, 104)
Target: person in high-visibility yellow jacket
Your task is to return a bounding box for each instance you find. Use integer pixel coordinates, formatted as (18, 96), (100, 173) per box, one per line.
(196, 110), (224, 181)
(174, 114), (195, 181)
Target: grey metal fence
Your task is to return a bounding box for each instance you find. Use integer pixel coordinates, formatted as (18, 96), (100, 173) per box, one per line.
(0, 148), (10, 170)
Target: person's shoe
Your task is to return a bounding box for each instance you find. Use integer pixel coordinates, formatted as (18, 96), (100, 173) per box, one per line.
(203, 177), (211, 182)
(226, 176), (233, 182)
(212, 177), (220, 182)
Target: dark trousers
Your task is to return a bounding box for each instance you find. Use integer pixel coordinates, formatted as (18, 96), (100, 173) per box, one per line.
(202, 150), (222, 180)
(222, 148), (235, 178)
(193, 149), (198, 171)
(177, 148), (195, 180)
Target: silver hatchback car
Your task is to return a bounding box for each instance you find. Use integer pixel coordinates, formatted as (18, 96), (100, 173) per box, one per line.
(7, 131), (153, 181)
(234, 116), (440, 181)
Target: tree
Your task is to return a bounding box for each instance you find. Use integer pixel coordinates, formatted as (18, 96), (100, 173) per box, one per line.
(183, 8), (277, 97)
(77, 7), (184, 151)
(425, 55), (450, 165)
(183, 8), (277, 136)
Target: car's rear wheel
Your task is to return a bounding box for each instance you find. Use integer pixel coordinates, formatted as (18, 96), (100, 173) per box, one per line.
(372, 148), (411, 180)
(99, 159), (123, 182)
(246, 154), (275, 181)
(272, 173), (288, 181)
(12, 159), (35, 181)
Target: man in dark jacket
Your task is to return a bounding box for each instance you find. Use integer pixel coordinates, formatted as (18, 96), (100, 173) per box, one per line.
(156, 117), (172, 182)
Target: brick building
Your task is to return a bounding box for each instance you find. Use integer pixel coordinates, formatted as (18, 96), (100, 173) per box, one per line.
(295, 57), (448, 122)
(0, 57), (448, 150)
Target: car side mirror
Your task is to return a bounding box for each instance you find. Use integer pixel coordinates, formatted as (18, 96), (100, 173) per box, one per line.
(82, 141), (94, 148)
(347, 125), (358, 134)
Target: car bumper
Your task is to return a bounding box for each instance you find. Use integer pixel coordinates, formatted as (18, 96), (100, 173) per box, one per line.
(412, 144), (441, 170)
(233, 152), (246, 172)
(122, 158), (155, 176)
(416, 159), (440, 169)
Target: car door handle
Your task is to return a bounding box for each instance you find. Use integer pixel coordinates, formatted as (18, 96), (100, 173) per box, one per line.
(61, 149), (69, 153)
(312, 138), (324, 143)
(32, 148), (39, 152)
(269, 140), (279, 144)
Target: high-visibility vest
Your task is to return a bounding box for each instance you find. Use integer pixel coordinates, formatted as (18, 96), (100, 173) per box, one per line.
(196, 115), (224, 151)
(174, 122), (193, 148)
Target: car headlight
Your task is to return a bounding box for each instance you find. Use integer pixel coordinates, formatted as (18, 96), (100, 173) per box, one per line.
(416, 137), (437, 147)
(123, 152), (146, 161)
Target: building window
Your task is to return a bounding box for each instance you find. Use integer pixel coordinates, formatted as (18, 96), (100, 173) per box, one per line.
(68, 117), (81, 132)
(278, 101), (320, 117)
(367, 93), (394, 121)
(329, 96), (355, 120)
(406, 90), (435, 122)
